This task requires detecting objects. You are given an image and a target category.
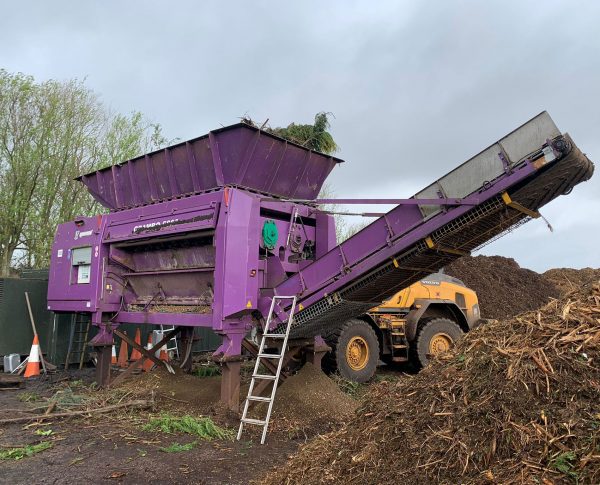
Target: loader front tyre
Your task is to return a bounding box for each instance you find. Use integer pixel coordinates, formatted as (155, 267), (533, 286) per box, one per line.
(411, 317), (463, 369)
(324, 319), (379, 383)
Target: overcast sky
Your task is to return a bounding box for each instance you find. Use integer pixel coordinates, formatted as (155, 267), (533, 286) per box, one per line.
(2, 1), (598, 271)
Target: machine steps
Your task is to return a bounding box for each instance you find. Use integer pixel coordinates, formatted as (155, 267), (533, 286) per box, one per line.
(64, 314), (91, 369)
(390, 317), (408, 362)
(237, 295), (297, 444)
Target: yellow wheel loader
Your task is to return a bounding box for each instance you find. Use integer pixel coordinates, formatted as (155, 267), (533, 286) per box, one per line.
(324, 273), (481, 382)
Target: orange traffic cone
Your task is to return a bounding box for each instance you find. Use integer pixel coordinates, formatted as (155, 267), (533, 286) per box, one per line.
(130, 328), (142, 361)
(111, 345), (118, 365)
(117, 332), (129, 368)
(142, 334), (154, 372)
(24, 335), (41, 378)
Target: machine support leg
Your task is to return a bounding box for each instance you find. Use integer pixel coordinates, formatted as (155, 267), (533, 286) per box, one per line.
(179, 327), (194, 373)
(213, 330), (246, 411)
(221, 361), (241, 412)
(95, 345), (112, 388)
(306, 336), (331, 370)
(88, 322), (114, 388)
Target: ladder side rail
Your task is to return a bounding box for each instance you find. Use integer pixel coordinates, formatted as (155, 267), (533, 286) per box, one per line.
(237, 295), (297, 443)
(237, 295), (281, 441)
(260, 296), (296, 444)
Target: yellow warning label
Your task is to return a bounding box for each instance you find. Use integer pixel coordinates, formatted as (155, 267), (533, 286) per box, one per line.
(298, 304), (304, 311)
(246, 300), (252, 308)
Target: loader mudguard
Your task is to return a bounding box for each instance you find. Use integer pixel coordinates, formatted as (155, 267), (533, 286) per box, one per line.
(405, 299), (469, 342)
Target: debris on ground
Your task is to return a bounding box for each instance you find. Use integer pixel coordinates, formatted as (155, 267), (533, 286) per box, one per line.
(544, 267), (600, 296)
(0, 379), (152, 424)
(260, 282), (600, 484)
(113, 368), (223, 412)
(0, 442), (53, 461)
(143, 414), (234, 440)
(249, 363), (358, 435)
(0, 374), (25, 390)
(445, 255), (561, 319)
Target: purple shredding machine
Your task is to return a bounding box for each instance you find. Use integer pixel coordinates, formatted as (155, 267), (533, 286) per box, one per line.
(47, 113), (593, 408)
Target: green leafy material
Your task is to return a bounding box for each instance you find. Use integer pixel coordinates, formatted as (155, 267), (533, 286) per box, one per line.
(34, 429), (53, 436)
(333, 375), (362, 397)
(160, 442), (196, 453)
(194, 365), (221, 378)
(265, 112), (338, 155)
(0, 442), (52, 460)
(18, 392), (41, 403)
(549, 451), (578, 480)
(143, 414), (234, 441)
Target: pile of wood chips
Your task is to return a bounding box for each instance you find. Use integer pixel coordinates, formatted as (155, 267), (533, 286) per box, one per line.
(260, 282), (600, 484)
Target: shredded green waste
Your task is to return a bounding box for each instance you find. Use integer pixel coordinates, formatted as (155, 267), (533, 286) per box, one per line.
(143, 414), (234, 441)
(194, 365), (221, 378)
(0, 442), (53, 460)
(160, 441), (196, 453)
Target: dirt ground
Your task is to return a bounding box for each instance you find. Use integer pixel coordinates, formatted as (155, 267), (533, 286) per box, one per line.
(0, 367), (333, 485)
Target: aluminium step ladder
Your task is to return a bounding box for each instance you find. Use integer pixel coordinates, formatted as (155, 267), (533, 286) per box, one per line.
(237, 295), (297, 445)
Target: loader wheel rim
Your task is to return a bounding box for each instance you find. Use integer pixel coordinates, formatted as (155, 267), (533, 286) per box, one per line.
(346, 336), (369, 371)
(429, 333), (453, 355)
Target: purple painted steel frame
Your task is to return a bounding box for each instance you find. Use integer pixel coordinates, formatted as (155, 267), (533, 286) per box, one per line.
(268, 161), (538, 322)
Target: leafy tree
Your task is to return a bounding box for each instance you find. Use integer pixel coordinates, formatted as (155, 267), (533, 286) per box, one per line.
(0, 70), (165, 274)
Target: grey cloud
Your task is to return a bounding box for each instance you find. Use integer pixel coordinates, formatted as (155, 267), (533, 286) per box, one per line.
(1, 0), (598, 271)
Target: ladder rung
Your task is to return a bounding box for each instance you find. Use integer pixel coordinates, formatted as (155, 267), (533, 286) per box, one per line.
(239, 295), (296, 445)
(393, 344), (407, 349)
(242, 418), (266, 426)
(253, 374), (277, 380)
(391, 332), (405, 336)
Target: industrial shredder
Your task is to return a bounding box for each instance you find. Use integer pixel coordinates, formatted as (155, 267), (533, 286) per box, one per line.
(47, 112), (593, 408)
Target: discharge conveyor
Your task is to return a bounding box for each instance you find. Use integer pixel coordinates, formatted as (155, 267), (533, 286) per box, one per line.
(271, 112), (593, 337)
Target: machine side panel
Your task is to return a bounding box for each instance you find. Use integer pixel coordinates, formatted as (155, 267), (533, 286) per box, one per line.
(48, 215), (105, 311)
(213, 189), (261, 328)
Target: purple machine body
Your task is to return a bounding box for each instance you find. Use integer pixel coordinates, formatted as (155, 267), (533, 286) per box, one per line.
(47, 113), (593, 408)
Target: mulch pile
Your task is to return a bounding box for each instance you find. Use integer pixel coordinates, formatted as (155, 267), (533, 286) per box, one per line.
(250, 362), (358, 434)
(260, 282), (600, 484)
(545, 268), (600, 297)
(446, 255), (561, 320)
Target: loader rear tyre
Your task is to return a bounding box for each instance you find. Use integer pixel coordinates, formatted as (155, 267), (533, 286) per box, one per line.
(411, 317), (463, 369)
(324, 319), (379, 383)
